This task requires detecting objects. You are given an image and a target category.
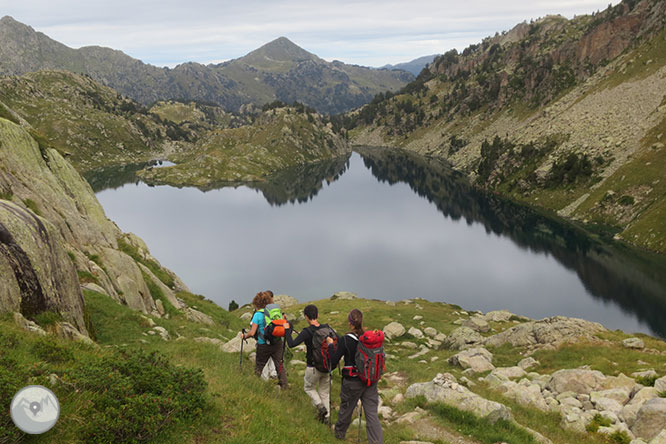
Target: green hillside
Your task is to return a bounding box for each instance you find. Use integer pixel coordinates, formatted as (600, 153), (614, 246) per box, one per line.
(349, 0), (666, 253)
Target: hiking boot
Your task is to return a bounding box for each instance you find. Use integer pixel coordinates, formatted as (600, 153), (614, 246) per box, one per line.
(316, 403), (328, 423)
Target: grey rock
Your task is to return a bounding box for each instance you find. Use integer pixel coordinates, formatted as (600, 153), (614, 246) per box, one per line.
(81, 282), (108, 296)
(384, 321), (406, 339)
(518, 357), (540, 371)
(448, 347), (494, 373)
(273, 294), (299, 307)
(655, 376), (666, 393)
(152, 326), (170, 341)
(408, 327), (424, 339)
(484, 310), (515, 322)
(423, 327), (437, 337)
(13, 312), (46, 336)
(632, 398), (666, 441)
(222, 332), (257, 354)
(331, 291), (356, 300)
(463, 316), (490, 333)
(406, 373), (512, 423)
(650, 430), (666, 444)
(547, 369), (607, 395)
(185, 307), (215, 325)
(442, 327), (483, 350)
(623, 337), (645, 349)
(484, 316), (606, 348)
(100, 247), (156, 314)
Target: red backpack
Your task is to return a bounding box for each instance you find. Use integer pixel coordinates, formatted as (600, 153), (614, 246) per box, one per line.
(352, 330), (386, 386)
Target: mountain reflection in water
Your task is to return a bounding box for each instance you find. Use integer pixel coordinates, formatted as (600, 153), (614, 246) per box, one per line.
(357, 147), (666, 338)
(90, 149), (666, 338)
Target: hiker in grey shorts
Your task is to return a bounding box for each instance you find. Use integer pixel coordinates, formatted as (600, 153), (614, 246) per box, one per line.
(328, 309), (383, 444)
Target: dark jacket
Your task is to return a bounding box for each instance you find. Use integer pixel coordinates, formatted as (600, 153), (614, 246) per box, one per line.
(330, 333), (360, 378)
(286, 324), (335, 367)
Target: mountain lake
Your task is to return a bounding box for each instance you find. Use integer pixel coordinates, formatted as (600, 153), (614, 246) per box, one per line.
(89, 148), (666, 338)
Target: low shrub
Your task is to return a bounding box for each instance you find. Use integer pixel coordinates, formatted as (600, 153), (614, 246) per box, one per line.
(67, 350), (207, 443)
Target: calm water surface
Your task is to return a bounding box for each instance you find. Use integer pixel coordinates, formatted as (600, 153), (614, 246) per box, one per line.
(92, 149), (666, 337)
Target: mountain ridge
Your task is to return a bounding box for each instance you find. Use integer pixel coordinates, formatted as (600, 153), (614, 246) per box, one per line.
(0, 18), (412, 114)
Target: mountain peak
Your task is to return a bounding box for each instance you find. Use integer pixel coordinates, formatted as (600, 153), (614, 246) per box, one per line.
(244, 36), (316, 63)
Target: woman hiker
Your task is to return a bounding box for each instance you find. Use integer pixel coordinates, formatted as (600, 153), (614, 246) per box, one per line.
(285, 304), (337, 423)
(241, 290), (289, 388)
(328, 309), (383, 444)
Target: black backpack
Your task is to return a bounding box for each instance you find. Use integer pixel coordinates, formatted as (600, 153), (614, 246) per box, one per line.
(311, 324), (338, 373)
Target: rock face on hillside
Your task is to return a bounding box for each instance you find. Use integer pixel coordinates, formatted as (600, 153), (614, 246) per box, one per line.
(0, 114), (184, 334)
(0, 200), (87, 334)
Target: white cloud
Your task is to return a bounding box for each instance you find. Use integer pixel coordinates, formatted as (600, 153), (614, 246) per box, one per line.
(3, 0), (619, 67)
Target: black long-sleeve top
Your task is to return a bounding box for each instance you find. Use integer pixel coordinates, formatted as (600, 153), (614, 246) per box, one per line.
(330, 333), (359, 378)
(286, 324), (334, 367)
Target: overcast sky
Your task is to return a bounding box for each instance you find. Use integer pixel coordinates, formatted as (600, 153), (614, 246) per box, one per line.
(3, 0), (619, 67)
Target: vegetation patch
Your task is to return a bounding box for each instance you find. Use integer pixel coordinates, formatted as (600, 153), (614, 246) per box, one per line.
(118, 237), (175, 288)
(21, 198), (42, 216)
(408, 396), (537, 444)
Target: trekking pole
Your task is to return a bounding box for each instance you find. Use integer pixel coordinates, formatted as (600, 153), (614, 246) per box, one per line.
(239, 328), (246, 371)
(328, 368), (333, 429)
(357, 403), (362, 443)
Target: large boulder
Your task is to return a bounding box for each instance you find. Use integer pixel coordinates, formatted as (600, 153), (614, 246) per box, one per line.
(273, 294), (299, 308)
(631, 398), (666, 441)
(448, 347), (494, 373)
(497, 380), (549, 411)
(405, 373), (512, 423)
(331, 291), (357, 300)
(222, 332), (257, 354)
(442, 327), (483, 350)
(483, 310), (515, 322)
(185, 307), (215, 325)
(484, 316), (606, 348)
(384, 321), (406, 340)
(463, 316), (490, 333)
(138, 263), (182, 310)
(408, 327), (424, 339)
(547, 369), (607, 395)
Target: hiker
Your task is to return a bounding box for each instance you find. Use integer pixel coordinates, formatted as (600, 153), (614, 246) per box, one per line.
(328, 309), (384, 444)
(241, 290), (289, 388)
(285, 304), (338, 423)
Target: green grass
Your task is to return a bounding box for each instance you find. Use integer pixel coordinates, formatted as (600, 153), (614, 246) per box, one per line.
(32, 311), (64, 328)
(117, 237), (175, 288)
(407, 396), (537, 444)
(21, 198), (42, 216)
(77, 270), (101, 286)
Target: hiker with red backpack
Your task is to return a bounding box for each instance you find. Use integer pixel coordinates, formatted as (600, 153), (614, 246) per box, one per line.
(327, 309), (384, 444)
(241, 290), (289, 388)
(285, 304), (338, 424)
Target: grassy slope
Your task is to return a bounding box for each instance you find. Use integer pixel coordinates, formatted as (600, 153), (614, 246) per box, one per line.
(138, 107), (349, 188)
(0, 71), (169, 171)
(4, 289), (666, 443)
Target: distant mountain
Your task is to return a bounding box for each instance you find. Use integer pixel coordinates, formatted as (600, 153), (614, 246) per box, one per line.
(381, 55), (438, 76)
(0, 17), (413, 114)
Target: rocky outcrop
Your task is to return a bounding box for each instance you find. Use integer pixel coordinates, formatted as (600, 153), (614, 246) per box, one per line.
(0, 200), (88, 335)
(99, 247), (156, 315)
(442, 327), (483, 350)
(0, 112), (186, 335)
(484, 316), (606, 349)
(406, 373), (512, 423)
(384, 321), (407, 340)
(448, 347), (494, 373)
